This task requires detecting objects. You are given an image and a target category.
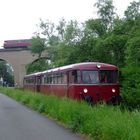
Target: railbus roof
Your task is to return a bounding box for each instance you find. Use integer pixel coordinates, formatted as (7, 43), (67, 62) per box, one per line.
(24, 62), (118, 78)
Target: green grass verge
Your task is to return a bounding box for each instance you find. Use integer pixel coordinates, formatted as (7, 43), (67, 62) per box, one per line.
(0, 87), (140, 140)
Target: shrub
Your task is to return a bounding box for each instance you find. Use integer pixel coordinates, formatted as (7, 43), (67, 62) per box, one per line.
(121, 66), (140, 109)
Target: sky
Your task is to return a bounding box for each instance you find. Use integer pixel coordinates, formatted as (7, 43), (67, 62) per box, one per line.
(0, 0), (136, 47)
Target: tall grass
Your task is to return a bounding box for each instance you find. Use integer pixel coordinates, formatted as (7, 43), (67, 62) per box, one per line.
(0, 87), (140, 140)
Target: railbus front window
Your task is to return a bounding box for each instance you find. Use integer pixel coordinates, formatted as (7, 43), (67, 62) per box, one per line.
(82, 70), (99, 84)
(100, 70), (118, 83)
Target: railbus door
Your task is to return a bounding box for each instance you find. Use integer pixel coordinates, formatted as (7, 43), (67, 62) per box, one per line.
(36, 76), (41, 92)
(67, 70), (81, 100)
(67, 70), (75, 99)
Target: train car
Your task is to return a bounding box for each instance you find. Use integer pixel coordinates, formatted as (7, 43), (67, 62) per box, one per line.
(23, 72), (43, 92)
(23, 62), (122, 104)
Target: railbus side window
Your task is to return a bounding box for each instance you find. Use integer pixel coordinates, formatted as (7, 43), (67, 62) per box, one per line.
(27, 77), (35, 85)
(45, 74), (49, 84)
(61, 73), (67, 84)
(44, 75), (47, 84)
(51, 74), (58, 84)
(57, 73), (62, 84)
(53, 74), (58, 84)
(44, 74), (50, 84)
(77, 71), (81, 83)
(43, 75), (47, 84)
(43, 73), (66, 84)
(50, 75), (53, 84)
(69, 70), (81, 84)
(26, 79), (28, 84)
(36, 76), (41, 85)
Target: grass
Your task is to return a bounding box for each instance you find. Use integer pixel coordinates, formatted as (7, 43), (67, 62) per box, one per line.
(0, 87), (140, 140)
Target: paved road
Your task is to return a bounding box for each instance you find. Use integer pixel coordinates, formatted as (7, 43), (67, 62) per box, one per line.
(0, 93), (86, 140)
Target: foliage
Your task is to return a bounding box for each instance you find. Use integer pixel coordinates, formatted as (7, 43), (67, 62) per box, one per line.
(85, 19), (106, 37)
(26, 58), (51, 74)
(56, 18), (66, 41)
(0, 60), (7, 78)
(120, 12), (140, 109)
(29, 35), (47, 58)
(94, 0), (116, 32)
(0, 60), (14, 86)
(125, 37), (140, 66)
(1, 87), (140, 140)
(121, 66), (140, 109)
(49, 44), (73, 67)
(39, 19), (55, 38)
(26, 0), (140, 108)
(28, 34), (51, 73)
(124, 1), (140, 20)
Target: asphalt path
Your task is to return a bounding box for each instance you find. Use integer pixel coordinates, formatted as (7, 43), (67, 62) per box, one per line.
(0, 93), (86, 140)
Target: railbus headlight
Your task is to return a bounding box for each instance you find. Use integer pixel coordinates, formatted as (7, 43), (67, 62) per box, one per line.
(97, 64), (101, 69)
(112, 88), (116, 93)
(83, 88), (88, 93)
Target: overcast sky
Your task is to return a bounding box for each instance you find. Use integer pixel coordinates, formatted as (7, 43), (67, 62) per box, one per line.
(0, 0), (136, 46)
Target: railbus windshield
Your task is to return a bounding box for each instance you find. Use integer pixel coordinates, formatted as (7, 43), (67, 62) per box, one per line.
(69, 70), (118, 84)
(82, 70), (99, 84)
(82, 70), (118, 84)
(99, 70), (118, 83)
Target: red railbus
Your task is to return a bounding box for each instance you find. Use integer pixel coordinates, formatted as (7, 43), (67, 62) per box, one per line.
(23, 62), (122, 104)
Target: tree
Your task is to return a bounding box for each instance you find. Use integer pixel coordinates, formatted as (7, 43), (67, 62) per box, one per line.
(56, 18), (66, 41)
(29, 35), (46, 58)
(39, 19), (55, 39)
(26, 58), (51, 74)
(94, 0), (116, 32)
(0, 60), (14, 86)
(64, 20), (82, 45)
(125, 37), (140, 66)
(121, 66), (140, 109)
(85, 19), (106, 37)
(124, 1), (140, 20)
(45, 19), (82, 67)
(124, 13), (140, 66)
(120, 3), (140, 108)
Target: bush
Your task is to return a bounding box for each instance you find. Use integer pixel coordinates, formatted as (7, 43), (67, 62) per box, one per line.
(121, 66), (140, 109)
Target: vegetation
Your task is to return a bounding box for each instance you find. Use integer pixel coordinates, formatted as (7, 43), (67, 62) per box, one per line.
(0, 60), (14, 86)
(29, 36), (46, 59)
(26, 58), (51, 74)
(0, 87), (140, 140)
(27, 0), (140, 109)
